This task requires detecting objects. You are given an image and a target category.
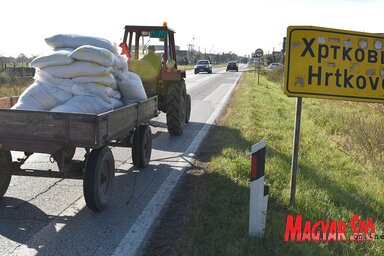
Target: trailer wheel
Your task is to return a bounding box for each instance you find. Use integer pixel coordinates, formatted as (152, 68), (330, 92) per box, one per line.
(185, 94), (191, 124)
(63, 147), (76, 162)
(83, 146), (115, 211)
(132, 125), (152, 168)
(0, 151), (12, 198)
(166, 84), (185, 136)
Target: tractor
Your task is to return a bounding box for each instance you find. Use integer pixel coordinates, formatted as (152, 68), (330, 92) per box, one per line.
(120, 23), (191, 136)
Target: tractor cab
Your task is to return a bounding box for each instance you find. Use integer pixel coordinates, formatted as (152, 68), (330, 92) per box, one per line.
(120, 23), (190, 136)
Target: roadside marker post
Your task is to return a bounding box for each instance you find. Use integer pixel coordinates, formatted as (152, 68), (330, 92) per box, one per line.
(261, 185), (269, 232)
(249, 140), (268, 238)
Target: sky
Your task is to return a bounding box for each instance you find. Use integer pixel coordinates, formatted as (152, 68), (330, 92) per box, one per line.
(2, 0), (384, 58)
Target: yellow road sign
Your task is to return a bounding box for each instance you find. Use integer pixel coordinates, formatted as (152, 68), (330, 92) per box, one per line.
(284, 26), (384, 103)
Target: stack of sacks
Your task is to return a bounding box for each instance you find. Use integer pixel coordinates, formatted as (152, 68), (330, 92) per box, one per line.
(12, 34), (148, 114)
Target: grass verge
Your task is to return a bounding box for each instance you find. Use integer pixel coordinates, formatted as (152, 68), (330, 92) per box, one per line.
(172, 71), (384, 256)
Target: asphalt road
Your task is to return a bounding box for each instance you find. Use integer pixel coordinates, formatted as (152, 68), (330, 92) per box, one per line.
(0, 64), (245, 256)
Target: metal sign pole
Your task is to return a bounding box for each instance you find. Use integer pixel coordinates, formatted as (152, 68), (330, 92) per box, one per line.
(289, 97), (302, 206)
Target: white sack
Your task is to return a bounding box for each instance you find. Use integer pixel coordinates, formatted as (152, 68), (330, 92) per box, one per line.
(72, 83), (121, 102)
(45, 34), (117, 53)
(116, 70), (147, 105)
(70, 45), (115, 67)
(34, 69), (74, 94)
(41, 61), (112, 78)
(71, 73), (117, 89)
(11, 82), (72, 111)
(113, 53), (128, 71)
(50, 95), (123, 114)
(30, 49), (73, 68)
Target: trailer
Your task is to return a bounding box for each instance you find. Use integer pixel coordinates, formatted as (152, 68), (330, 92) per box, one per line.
(0, 96), (158, 211)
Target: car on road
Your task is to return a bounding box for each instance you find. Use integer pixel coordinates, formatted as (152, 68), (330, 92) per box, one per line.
(194, 59), (212, 74)
(268, 63), (284, 69)
(226, 61), (238, 72)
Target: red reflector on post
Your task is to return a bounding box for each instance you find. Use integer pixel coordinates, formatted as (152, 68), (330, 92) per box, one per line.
(250, 140), (266, 182)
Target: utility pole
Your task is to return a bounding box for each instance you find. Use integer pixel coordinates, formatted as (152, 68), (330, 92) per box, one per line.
(187, 44), (192, 64)
(192, 37), (195, 63)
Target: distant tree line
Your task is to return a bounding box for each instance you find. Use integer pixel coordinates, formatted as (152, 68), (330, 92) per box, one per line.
(0, 53), (37, 71)
(3, 51), (246, 69)
(176, 50), (241, 65)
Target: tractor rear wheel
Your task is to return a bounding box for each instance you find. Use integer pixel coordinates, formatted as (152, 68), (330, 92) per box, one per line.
(166, 84), (185, 136)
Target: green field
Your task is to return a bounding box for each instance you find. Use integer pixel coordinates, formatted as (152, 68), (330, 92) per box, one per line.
(0, 76), (29, 97)
(175, 71), (384, 255)
(0, 69), (32, 95)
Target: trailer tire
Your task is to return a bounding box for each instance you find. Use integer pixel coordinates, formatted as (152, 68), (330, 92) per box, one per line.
(132, 125), (152, 168)
(63, 146), (76, 162)
(166, 84), (185, 136)
(0, 151), (12, 198)
(185, 94), (191, 124)
(83, 146), (115, 211)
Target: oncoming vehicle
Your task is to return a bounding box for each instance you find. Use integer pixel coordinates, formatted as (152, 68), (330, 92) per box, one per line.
(268, 63), (284, 69)
(226, 61), (238, 72)
(194, 59), (212, 74)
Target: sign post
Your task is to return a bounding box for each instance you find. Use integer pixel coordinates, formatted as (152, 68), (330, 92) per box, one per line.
(289, 97), (302, 206)
(284, 26), (384, 205)
(255, 48), (263, 85)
